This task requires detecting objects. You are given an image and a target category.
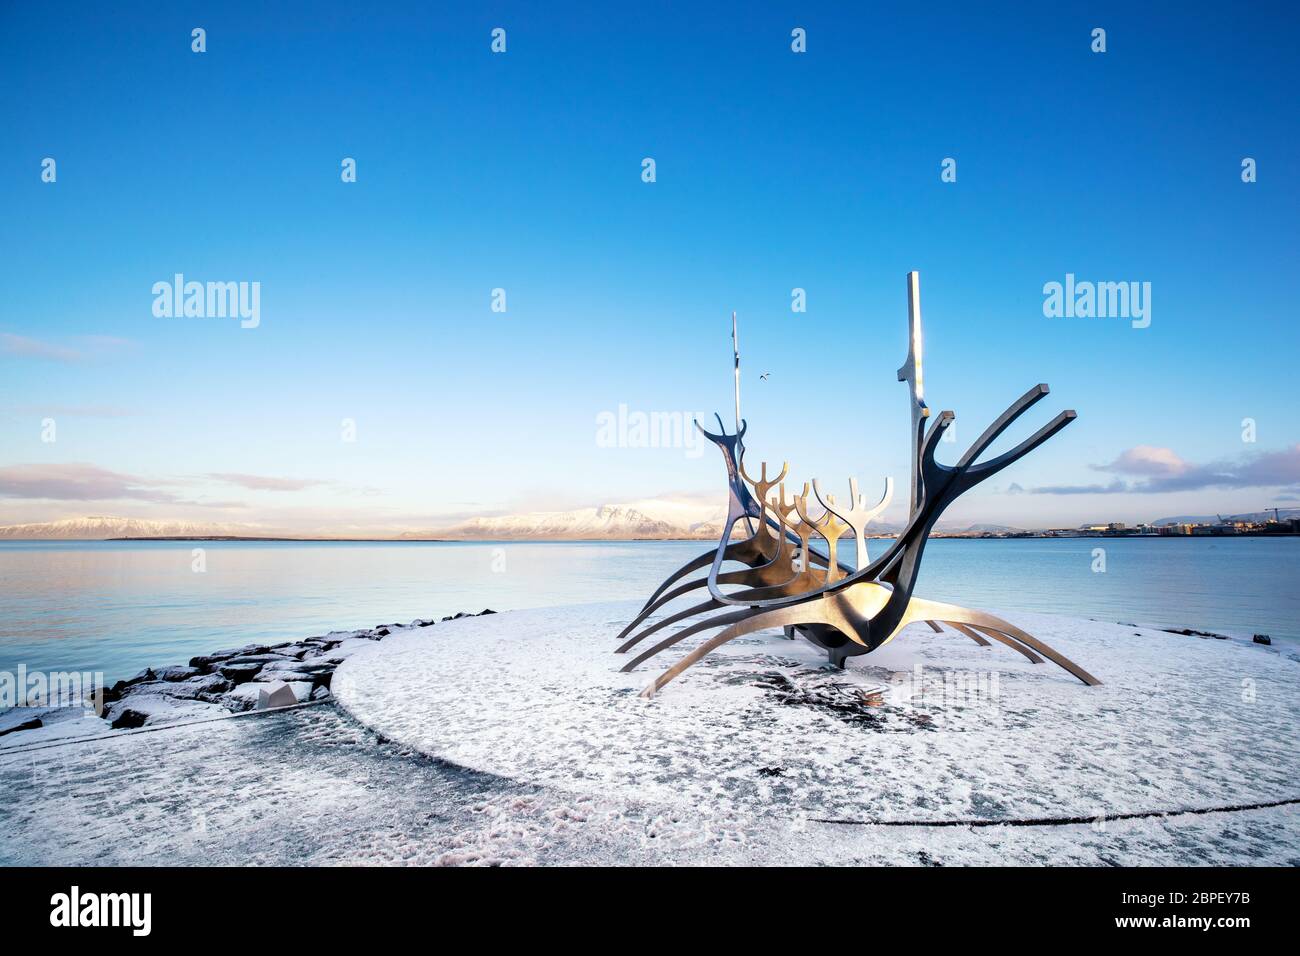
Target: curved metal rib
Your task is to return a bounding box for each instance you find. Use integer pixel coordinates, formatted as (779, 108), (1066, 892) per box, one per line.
(639, 602), (840, 697)
(941, 620), (992, 646)
(615, 598), (725, 654)
(898, 597), (1100, 685)
(621, 606), (765, 674)
(945, 621), (1041, 661)
(632, 548), (716, 616)
(967, 625), (1043, 663)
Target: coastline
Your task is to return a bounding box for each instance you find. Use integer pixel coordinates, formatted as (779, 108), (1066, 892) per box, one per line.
(0, 609), (498, 747)
(3, 604), (1289, 751)
(0, 531), (1291, 543)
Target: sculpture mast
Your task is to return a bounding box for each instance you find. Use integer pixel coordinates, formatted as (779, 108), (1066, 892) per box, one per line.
(897, 272), (930, 515)
(731, 310), (742, 441)
(731, 310), (757, 534)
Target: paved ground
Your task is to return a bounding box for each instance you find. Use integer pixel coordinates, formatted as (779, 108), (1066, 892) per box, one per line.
(334, 602), (1300, 837)
(3, 701), (1297, 866)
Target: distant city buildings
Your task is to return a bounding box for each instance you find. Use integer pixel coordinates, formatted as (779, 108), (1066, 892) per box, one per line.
(935, 514), (1300, 539)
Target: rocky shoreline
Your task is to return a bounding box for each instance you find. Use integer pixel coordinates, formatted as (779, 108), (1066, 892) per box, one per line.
(0, 609), (497, 745)
(1, 609), (1286, 748)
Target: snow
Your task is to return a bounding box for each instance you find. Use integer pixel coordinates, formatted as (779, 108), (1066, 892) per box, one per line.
(426, 496), (729, 540)
(310, 635), (386, 663)
(334, 601), (1300, 825)
(103, 694), (230, 728)
(0, 515), (266, 539)
(0, 624), (396, 741)
(1, 703), (1296, 866)
(2, 600), (1296, 865)
(225, 683), (314, 711)
(0, 706), (106, 745)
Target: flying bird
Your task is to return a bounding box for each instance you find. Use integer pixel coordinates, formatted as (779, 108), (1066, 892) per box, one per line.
(759, 372), (770, 381)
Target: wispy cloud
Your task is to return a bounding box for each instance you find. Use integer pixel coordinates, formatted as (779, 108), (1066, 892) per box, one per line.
(0, 463), (364, 505)
(1031, 444), (1300, 495)
(205, 473), (329, 492)
(1094, 445), (1188, 477)
(1, 333), (134, 363)
(0, 463), (183, 502)
(1029, 479), (1129, 496)
(10, 404), (136, 418)
(1, 333), (82, 363)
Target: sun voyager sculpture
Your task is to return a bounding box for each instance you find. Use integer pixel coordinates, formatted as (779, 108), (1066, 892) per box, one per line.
(616, 272), (1101, 696)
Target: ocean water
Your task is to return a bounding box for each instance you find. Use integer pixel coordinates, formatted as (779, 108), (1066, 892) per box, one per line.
(0, 537), (1296, 684)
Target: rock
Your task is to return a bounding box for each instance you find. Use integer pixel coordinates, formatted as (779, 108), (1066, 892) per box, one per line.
(188, 650), (241, 671)
(479, 608), (497, 615)
(110, 708), (149, 730)
(224, 652), (297, 666)
(303, 637), (342, 651)
(0, 707), (105, 743)
(1162, 627), (1229, 640)
(115, 679), (171, 698)
(0, 717), (42, 737)
(106, 696), (227, 728)
(162, 673), (232, 701)
(219, 661), (263, 684)
(283, 681), (313, 703)
(256, 682), (298, 710)
(193, 643), (270, 666)
(256, 668), (315, 683)
(416, 619), (436, 627)
(310, 686), (332, 701)
(156, 665), (199, 682)
(318, 636), (384, 663)
(1254, 634), (1272, 645)
(223, 684), (265, 711)
(375, 627), (390, 637)
(290, 661), (336, 674)
(114, 674), (233, 704)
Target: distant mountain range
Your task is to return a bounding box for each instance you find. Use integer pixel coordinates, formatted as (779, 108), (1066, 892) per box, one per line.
(0, 500), (736, 541)
(0, 516), (269, 539)
(407, 499), (732, 540)
(11, 506), (1269, 541)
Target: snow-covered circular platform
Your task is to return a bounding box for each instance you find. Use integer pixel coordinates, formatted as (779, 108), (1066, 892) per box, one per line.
(333, 601), (1300, 823)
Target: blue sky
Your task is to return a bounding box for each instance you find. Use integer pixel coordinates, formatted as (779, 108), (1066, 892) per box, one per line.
(2, 1), (1297, 533)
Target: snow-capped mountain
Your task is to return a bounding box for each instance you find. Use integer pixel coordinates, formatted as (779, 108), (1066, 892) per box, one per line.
(0, 499), (732, 540)
(0, 516), (268, 539)
(415, 497), (731, 540)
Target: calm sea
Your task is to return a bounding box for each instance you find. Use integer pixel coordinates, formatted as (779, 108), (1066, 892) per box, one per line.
(0, 537), (1296, 683)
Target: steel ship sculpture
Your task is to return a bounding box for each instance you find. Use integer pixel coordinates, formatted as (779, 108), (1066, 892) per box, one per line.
(616, 272), (1101, 696)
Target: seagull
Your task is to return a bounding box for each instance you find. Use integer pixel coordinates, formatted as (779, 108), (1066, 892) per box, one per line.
(759, 372), (770, 381)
